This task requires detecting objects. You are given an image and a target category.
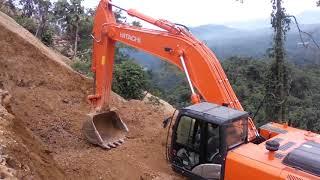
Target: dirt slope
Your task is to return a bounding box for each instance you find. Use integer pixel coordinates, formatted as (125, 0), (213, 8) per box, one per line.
(0, 89), (65, 179)
(0, 12), (180, 179)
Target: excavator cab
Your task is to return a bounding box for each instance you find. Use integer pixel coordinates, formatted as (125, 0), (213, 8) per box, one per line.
(169, 102), (249, 179)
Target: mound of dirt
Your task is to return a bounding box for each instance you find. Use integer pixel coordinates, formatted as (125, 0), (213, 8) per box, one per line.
(143, 92), (175, 115)
(0, 12), (181, 179)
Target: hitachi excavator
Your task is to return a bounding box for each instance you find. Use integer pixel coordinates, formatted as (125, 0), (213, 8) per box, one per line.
(82, 0), (320, 179)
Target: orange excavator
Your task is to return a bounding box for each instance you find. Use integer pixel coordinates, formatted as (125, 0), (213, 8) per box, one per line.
(83, 0), (320, 179)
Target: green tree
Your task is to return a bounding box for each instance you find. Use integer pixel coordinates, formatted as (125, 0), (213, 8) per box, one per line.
(222, 56), (320, 133)
(265, 0), (291, 123)
(112, 61), (148, 100)
(0, 0), (16, 15)
(145, 61), (191, 108)
(77, 8), (94, 51)
(34, 0), (52, 39)
(7, 0), (54, 45)
(19, 0), (35, 17)
(53, 0), (84, 60)
(14, 15), (38, 34)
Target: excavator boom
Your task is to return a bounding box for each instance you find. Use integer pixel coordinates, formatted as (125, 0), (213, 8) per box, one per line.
(83, 0), (258, 149)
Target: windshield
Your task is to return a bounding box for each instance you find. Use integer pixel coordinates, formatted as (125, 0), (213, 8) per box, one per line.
(225, 118), (247, 149)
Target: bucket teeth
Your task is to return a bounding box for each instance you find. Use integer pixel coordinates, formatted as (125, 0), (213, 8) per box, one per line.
(108, 143), (116, 148)
(103, 144), (111, 150)
(101, 139), (125, 149)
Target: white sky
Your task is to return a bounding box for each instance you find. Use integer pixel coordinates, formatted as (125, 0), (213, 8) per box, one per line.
(83, 0), (319, 26)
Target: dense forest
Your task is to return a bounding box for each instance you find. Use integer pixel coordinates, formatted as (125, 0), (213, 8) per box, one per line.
(145, 56), (320, 132)
(1, 0), (319, 132)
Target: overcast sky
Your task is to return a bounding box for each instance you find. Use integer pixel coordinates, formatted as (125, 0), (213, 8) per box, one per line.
(82, 0), (319, 26)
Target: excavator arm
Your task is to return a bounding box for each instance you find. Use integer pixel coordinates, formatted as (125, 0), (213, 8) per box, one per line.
(84, 0), (258, 149)
(91, 0), (243, 111)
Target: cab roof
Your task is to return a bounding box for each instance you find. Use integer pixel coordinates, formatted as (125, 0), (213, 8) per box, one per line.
(181, 102), (248, 125)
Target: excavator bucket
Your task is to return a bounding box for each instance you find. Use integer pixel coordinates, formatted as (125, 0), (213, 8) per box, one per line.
(82, 111), (129, 149)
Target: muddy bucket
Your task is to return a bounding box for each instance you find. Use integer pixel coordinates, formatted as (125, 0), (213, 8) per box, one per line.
(82, 111), (129, 149)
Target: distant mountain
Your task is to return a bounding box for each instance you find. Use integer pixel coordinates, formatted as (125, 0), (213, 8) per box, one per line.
(189, 24), (247, 40)
(129, 10), (320, 69)
(226, 10), (320, 30)
(205, 23), (320, 64)
(226, 19), (270, 30)
(130, 51), (162, 70)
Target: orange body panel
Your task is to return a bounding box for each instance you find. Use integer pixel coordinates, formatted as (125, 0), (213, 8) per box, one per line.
(225, 123), (320, 180)
(225, 151), (283, 180)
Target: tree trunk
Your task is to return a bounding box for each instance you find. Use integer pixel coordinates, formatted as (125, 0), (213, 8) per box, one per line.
(35, 18), (42, 37)
(73, 22), (79, 61)
(0, 0), (4, 10)
(275, 0), (287, 122)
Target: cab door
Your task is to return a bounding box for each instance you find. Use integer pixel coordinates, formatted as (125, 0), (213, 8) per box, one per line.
(171, 115), (202, 171)
(191, 122), (222, 179)
(171, 115), (223, 179)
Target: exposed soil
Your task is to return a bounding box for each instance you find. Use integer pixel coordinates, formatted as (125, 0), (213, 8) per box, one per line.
(0, 12), (181, 179)
(0, 89), (64, 179)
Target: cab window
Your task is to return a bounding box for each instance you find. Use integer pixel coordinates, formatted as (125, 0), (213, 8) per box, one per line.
(176, 116), (201, 150)
(206, 123), (220, 163)
(175, 116), (201, 169)
(225, 118), (247, 149)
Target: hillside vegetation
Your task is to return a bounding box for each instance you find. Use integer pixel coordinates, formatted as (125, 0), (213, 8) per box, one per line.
(145, 56), (320, 133)
(1, 0), (319, 133)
